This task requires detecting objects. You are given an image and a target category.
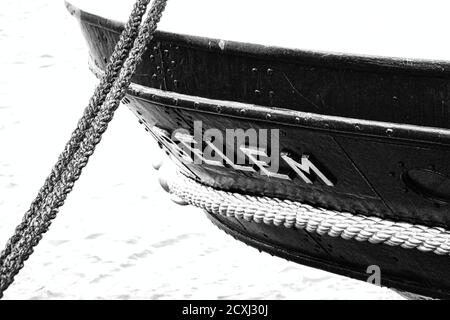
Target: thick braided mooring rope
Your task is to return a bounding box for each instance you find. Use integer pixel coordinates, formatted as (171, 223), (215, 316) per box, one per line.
(165, 172), (450, 256)
(0, 0), (168, 297)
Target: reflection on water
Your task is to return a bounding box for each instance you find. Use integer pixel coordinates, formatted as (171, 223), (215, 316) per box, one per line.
(0, 0), (402, 299)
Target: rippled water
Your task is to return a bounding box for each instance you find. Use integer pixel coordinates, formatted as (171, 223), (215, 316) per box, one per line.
(0, 0), (402, 299)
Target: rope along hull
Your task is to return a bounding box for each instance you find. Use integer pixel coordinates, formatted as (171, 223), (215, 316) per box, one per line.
(168, 172), (450, 299)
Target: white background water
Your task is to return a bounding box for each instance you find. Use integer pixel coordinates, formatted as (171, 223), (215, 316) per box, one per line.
(0, 0), (403, 299)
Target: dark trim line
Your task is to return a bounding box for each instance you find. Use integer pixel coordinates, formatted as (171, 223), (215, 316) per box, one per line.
(132, 84), (450, 147)
(66, 1), (450, 78)
(88, 59), (450, 147)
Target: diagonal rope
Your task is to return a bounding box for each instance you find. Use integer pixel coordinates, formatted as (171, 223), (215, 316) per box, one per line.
(0, 0), (168, 297)
(0, 0), (150, 271)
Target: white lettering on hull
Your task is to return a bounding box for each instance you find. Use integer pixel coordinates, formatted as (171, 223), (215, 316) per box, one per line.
(151, 125), (335, 187)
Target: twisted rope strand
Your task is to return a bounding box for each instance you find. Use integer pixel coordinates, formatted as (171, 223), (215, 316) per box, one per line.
(0, 0), (168, 297)
(0, 0), (150, 265)
(167, 173), (450, 256)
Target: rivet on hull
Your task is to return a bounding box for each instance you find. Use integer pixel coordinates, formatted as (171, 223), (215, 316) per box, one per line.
(386, 128), (394, 136)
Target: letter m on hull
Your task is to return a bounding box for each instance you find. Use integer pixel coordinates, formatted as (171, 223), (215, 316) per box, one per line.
(281, 152), (335, 187)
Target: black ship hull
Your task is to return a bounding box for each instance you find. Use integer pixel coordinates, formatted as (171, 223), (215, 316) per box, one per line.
(68, 2), (450, 298)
